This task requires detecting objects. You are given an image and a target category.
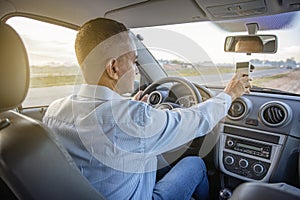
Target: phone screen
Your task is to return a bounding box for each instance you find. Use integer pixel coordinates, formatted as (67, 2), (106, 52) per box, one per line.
(236, 62), (250, 77)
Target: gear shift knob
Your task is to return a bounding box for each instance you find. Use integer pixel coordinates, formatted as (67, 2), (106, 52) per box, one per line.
(219, 188), (232, 200)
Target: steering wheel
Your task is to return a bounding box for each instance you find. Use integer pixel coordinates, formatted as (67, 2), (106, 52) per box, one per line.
(140, 77), (203, 108)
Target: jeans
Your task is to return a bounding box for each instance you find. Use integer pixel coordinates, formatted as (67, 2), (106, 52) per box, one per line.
(153, 156), (209, 200)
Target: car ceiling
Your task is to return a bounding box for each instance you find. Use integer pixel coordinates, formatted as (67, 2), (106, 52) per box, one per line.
(1, 0), (300, 30)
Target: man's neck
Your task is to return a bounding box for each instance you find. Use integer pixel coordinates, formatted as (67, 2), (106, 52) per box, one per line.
(97, 72), (118, 92)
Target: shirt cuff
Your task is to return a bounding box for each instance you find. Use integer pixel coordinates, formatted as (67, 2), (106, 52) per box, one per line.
(215, 92), (232, 113)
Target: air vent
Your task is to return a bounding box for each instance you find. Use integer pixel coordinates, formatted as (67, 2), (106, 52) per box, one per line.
(259, 101), (292, 127)
(227, 97), (250, 120)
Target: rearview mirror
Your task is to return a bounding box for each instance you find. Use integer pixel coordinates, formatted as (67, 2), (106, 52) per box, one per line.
(224, 35), (277, 54)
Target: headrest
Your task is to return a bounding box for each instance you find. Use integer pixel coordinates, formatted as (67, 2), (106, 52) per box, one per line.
(0, 22), (29, 112)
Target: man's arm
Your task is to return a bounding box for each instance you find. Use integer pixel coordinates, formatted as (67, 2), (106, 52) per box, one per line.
(136, 92), (231, 154)
(127, 74), (250, 155)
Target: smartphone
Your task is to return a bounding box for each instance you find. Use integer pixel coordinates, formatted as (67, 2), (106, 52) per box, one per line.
(236, 62), (250, 77)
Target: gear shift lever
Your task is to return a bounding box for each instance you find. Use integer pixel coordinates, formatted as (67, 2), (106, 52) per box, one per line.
(219, 188), (232, 200)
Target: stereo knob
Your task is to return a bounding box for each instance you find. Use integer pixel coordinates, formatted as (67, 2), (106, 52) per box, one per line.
(224, 156), (235, 165)
(227, 139), (234, 147)
(253, 163), (264, 174)
(239, 159), (248, 168)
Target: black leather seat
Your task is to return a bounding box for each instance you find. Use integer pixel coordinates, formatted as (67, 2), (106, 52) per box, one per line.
(0, 22), (105, 200)
(229, 182), (300, 200)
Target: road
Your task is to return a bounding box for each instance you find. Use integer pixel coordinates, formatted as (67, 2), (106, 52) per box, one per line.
(23, 85), (76, 107)
(185, 68), (289, 85)
(22, 68), (291, 107)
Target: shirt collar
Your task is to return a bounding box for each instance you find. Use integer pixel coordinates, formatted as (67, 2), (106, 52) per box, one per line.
(75, 84), (125, 101)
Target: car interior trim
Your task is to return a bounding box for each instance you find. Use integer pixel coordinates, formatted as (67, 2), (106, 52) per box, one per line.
(219, 131), (286, 182)
(223, 125), (281, 144)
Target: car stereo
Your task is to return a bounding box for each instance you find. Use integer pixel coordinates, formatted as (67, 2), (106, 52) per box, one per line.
(219, 124), (285, 182)
(225, 136), (272, 159)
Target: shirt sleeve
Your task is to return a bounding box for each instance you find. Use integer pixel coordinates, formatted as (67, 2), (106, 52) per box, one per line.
(125, 92), (232, 155)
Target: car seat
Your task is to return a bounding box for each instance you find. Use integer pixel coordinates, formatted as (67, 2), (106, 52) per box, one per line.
(0, 21), (105, 200)
(229, 182), (300, 200)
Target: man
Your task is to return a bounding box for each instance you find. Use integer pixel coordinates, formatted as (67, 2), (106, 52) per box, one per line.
(235, 36), (263, 53)
(43, 18), (250, 200)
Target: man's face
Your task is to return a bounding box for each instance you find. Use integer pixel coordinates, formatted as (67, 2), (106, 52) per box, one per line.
(235, 40), (263, 53)
(115, 51), (138, 94)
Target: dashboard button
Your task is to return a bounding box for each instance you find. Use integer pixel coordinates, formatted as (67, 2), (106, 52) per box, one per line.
(227, 139), (235, 147)
(253, 163), (264, 174)
(224, 156), (235, 165)
(239, 159), (249, 168)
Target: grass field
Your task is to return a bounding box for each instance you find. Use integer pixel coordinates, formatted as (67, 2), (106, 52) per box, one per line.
(166, 67), (234, 77)
(251, 73), (289, 86)
(30, 75), (83, 88)
(29, 64), (278, 88)
(252, 69), (300, 94)
(29, 65), (83, 88)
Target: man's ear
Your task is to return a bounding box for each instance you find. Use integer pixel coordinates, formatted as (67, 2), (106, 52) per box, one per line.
(105, 58), (119, 80)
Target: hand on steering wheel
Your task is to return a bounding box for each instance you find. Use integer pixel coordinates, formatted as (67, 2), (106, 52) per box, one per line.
(139, 77), (202, 109)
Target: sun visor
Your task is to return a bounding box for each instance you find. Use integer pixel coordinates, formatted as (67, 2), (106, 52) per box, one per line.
(206, 0), (267, 19)
(213, 11), (298, 32)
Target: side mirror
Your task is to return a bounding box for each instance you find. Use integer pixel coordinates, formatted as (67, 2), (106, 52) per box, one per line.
(224, 35), (277, 54)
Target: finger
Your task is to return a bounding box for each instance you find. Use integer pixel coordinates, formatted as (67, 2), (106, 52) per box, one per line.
(140, 94), (149, 102)
(235, 73), (243, 79)
(136, 91), (143, 99)
(236, 73), (248, 79)
(245, 87), (251, 94)
(245, 82), (251, 88)
(240, 76), (249, 81)
(132, 91), (143, 101)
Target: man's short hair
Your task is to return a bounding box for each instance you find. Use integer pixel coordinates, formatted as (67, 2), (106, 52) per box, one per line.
(75, 18), (127, 65)
(235, 36), (263, 52)
(238, 36), (262, 44)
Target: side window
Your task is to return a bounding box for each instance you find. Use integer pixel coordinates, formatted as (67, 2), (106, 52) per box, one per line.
(7, 17), (82, 108)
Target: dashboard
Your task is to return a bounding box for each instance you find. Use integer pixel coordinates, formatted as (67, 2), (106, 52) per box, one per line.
(220, 91), (300, 185)
(144, 82), (300, 186)
(147, 82), (300, 186)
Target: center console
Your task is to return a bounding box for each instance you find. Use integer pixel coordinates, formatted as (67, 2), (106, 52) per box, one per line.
(219, 124), (286, 182)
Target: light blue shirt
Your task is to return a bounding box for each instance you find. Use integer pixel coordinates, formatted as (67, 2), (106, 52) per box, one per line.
(43, 84), (232, 200)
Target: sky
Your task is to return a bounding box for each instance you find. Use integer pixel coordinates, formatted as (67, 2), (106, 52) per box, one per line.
(7, 17), (78, 66)
(132, 11), (300, 64)
(7, 11), (300, 66)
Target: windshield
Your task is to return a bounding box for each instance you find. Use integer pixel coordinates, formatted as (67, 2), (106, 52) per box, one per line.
(132, 11), (300, 95)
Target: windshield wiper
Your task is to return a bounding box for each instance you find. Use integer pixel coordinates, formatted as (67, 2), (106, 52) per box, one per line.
(250, 86), (299, 96)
